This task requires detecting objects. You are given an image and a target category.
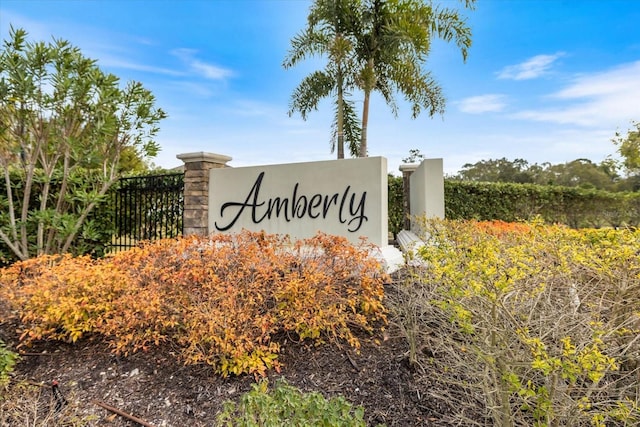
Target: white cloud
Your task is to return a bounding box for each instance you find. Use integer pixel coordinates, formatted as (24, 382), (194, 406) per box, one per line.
(512, 61), (640, 127)
(191, 61), (232, 80)
(97, 55), (185, 76)
(457, 94), (507, 114)
(0, 11), (185, 79)
(171, 48), (233, 80)
(497, 52), (565, 80)
(553, 61), (640, 99)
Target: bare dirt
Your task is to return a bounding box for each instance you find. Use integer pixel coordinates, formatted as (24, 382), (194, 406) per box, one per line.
(0, 280), (460, 427)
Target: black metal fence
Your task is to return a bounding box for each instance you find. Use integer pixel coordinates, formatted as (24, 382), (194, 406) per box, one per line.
(112, 173), (184, 251)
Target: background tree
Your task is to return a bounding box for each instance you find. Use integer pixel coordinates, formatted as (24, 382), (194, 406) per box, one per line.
(118, 146), (156, 174)
(613, 121), (640, 191)
(452, 157), (623, 191)
(402, 148), (425, 163)
(614, 121), (640, 173)
(353, 0), (474, 156)
(454, 158), (535, 183)
(0, 27), (166, 261)
(542, 159), (619, 190)
(284, 0), (361, 159)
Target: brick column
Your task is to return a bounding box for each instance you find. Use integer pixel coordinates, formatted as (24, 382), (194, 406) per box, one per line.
(399, 164), (418, 231)
(177, 152), (232, 236)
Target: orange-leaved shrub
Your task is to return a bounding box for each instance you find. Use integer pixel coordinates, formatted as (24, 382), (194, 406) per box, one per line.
(0, 254), (130, 344)
(472, 219), (533, 237)
(0, 231), (387, 378)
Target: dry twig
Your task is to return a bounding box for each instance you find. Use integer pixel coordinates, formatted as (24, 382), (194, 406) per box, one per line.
(91, 399), (156, 427)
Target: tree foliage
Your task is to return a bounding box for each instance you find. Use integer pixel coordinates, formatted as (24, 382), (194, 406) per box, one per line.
(285, 0), (474, 158)
(452, 157), (629, 192)
(0, 27), (166, 261)
(284, 0), (362, 159)
(353, 0), (474, 157)
(454, 157), (535, 184)
(614, 121), (640, 181)
(544, 159), (621, 190)
(402, 148), (426, 163)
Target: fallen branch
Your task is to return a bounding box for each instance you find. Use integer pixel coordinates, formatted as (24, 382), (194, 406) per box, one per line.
(19, 352), (55, 356)
(345, 351), (359, 371)
(91, 399), (156, 427)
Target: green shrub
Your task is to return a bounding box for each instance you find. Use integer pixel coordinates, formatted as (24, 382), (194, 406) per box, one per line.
(215, 378), (379, 427)
(0, 340), (19, 386)
(387, 174), (404, 238)
(0, 168), (115, 266)
(386, 178), (640, 235)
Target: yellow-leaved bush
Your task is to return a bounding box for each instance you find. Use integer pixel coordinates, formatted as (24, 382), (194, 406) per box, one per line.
(0, 231), (387, 378)
(390, 218), (639, 427)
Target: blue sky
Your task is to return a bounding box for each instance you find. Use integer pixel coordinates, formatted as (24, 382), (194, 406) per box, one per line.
(1, 0), (639, 175)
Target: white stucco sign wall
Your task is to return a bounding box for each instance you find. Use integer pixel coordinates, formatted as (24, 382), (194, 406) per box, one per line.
(208, 157), (388, 246)
(409, 158), (445, 220)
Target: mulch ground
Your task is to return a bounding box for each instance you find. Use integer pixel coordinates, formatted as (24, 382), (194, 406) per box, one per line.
(0, 281), (463, 427)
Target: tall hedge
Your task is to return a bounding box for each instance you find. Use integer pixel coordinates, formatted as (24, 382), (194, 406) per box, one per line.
(443, 180), (640, 228)
(386, 178), (640, 231)
(387, 174), (404, 238)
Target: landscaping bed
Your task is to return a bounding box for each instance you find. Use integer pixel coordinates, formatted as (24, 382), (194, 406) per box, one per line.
(0, 279), (461, 426)
(2, 221), (639, 426)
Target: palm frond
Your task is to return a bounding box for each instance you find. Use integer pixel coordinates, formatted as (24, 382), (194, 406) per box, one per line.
(288, 71), (335, 119)
(330, 96), (361, 156)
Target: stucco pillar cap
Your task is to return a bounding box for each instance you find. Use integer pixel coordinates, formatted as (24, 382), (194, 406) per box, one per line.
(399, 163), (419, 173)
(177, 152), (232, 165)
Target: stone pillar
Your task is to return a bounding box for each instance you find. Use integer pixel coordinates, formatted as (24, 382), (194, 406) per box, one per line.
(399, 164), (418, 231)
(177, 152), (232, 236)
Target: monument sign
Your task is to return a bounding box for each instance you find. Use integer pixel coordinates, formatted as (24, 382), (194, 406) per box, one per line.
(208, 157), (388, 246)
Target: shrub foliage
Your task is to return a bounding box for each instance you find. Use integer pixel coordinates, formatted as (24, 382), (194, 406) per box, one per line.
(389, 218), (640, 426)
(0, 231), (387, 378)
(444, 180), (640, 228)
(386, 178), (640, 235)
(0, 340), (18, 386)
(215, 378), (373, 427)
(0, 168), (116, 267)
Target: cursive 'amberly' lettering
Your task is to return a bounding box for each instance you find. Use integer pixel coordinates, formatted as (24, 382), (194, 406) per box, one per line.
(215, 172), (368, 232)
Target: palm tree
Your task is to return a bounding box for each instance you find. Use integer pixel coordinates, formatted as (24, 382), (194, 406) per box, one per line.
(283, 0), (361, 158)
(354, 0), (475, 157)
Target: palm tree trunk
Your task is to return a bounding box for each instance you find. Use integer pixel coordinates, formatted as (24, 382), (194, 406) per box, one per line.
(359, 57), (376, 158)
(337, 69), (345, 159)
(360, 88), (370, 157)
